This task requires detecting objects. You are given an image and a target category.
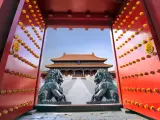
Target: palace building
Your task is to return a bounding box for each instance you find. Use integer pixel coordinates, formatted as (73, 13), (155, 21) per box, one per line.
(41, 53), (114, 78)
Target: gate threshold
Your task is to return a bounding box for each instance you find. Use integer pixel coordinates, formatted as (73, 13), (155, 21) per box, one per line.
(35, 104), (122, 112)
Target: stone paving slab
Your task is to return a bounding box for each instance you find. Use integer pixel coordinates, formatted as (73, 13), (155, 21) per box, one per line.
(62, 79), (76, 95)
(82, 78), (96, 94)
(66, 78), (93, 104)
(17, 111), (149, 120)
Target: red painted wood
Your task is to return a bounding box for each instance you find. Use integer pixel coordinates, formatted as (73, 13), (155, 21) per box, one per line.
(112, 0), (160, 119)
(0, 0), (159, 119)
(0, 0), (45, 119)
(38, 0), (123, 17)
(39, 0), (123, 28)
(48, 19), (111, 29)
(143, 0), (160, 41)
(0, 0), (20, 62)
(141, 0), (160, 59)
(47, 14), (113, 28)
(110, 27), (123, 104)
(34, 26), (47, 105)
(0, 0), (3, 8)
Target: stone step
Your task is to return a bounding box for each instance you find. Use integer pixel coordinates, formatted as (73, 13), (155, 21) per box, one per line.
(35, 104), (122, 112)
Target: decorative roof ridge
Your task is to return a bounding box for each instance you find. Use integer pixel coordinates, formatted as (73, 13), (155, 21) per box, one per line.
(51, 53), (107, 61)
(63, 53), (94, 55)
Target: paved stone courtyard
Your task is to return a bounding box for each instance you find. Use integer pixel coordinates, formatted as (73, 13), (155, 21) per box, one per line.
(17, 111), (149, 120)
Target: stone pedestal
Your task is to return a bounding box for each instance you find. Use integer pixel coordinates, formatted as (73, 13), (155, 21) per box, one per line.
(86, 99), (116, 104)
(41, 100), (71, 104)
(51, 102), (72, 105)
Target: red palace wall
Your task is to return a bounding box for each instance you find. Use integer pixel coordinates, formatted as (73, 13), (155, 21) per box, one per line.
(0, 0), (45, 119)
(112, 0), (160, 119)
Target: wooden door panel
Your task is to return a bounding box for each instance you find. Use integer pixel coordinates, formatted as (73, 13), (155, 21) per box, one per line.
(112, 0), (160, 119)
(0, 0), (45, 119)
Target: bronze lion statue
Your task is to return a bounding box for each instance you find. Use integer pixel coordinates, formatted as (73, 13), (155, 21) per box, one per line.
(89, 69), (119, 103)
(38, 69), (68, 104)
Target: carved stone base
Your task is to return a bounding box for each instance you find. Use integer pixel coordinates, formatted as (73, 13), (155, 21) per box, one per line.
(86, 99), (117, 104)
(41, 100), (71, 104)
(51, 102), (72, 105)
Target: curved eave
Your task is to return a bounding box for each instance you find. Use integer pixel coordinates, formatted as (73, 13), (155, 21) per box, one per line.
(45, 64), (113, 68)
(51, 59), (107, 62)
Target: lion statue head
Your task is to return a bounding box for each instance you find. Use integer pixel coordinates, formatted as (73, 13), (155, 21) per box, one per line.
(45, 69), (64, 84)
(94, 69), (113, 84)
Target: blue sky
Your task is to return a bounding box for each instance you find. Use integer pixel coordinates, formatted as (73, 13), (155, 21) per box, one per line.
(41, 28), (115, 71)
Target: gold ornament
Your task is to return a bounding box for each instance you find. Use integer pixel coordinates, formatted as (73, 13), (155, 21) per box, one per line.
(33, 1), (37, 4)
(3, 110), (8, 114)
(135, 17), (139, 20)
(18, 22), (23, 26)
(129, 11), (132, 15)
(28, 5), (32, 8)
(22, 10), (26, 14)
(9, 108), (14, 112)
(136, 1), (140, 5)
(32, 14), (36, 17)
(139, 12), (144, 16)
(25, 0), (29, 3)
(12, 40), (20, 54)
(26, 15), (29, 19)
(30, 10), (34, 13)
(145, 41), (154, 54)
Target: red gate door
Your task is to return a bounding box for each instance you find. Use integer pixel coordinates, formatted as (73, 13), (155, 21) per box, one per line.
(0, 0), (45, 119)
(0, 0), (3, 8)
(112, 0), (160, 119)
